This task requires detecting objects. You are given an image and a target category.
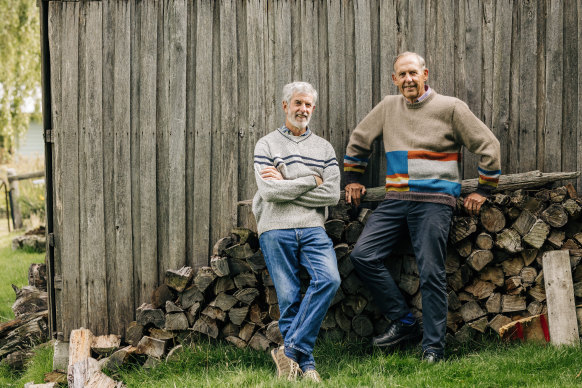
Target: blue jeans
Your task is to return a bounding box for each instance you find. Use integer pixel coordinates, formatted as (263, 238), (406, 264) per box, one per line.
(259, 227), (341, 371)
(350, 200), (453, 357)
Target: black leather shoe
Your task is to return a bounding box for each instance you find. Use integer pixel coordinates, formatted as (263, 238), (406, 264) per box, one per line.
(421, 351), (443, 363)
(372, 320), (421, 348)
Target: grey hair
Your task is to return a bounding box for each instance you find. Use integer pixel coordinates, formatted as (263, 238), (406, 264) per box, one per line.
(282, 81), (318, 105)
(393, 52), (426, 73)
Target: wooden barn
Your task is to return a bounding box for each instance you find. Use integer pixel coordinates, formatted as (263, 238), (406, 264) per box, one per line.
(39, 0), (582, 340)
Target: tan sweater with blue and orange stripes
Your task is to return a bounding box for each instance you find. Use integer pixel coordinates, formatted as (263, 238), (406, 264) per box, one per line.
(344, 90), (501, 207)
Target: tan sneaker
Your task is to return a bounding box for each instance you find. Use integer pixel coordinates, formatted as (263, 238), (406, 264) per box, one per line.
(270, 346), (300, 381)
(302, 369), (322, 382)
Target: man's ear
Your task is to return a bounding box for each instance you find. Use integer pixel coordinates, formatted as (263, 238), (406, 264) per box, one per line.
(423, 68), (429, 81)
(282, 100), (288, 113)
(392, 73), (398, 86)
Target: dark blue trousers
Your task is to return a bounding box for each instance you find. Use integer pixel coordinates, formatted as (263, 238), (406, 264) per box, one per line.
(350, 199), (453, 356)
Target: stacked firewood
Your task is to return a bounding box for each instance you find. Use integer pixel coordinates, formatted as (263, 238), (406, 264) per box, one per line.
(124, 184), (582, 359)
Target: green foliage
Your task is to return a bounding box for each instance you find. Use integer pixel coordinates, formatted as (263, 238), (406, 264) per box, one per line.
(0, 0), (41, 162)
(0, 343), (52, 387)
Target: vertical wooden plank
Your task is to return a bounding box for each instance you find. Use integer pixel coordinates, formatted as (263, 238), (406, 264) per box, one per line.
(138, 0), (158, 301)
(110, 0), (133, 336)
(185, 0), (196, 264)
(354, 0), (372, 135)
(376, 0), (398, 187)
(435, 0), (454, 96)
(327, 0), (346, 165)
(542, 250), (580, 345)
(274, 0), (292, 126)
(236, 0), (251, 230)
(424, 0), (438, 87)
(216, 0), (238, 242)
(462, 0), (483, 178)
(130, 0), (142, 308)
(369, 0), (380, 106)
(518, 0), (537, 172)
(290, 0), (301, 80)
(167, 0), (187, 272)
(101, 0), (116, 333)
(578, 0), (582, 191)
(239, 0), (265, 232)
(536, 0), (546, 173)
(317, 0), (329, 140)
(407, 0), (426, 56)
(344, 0), (356, 169)
(156, 0), (170, 283)
(209, 0), (221, 259)
(80, 0), (107, 334)
(191, 0), (213, 266)
(508, 1), (519, 174)
(544, 0), (563, 173)
(562, 0), (578, 179)
(491, 0), (512, 174)
(263, 1), (277, 133)
(482, 0), (494, 129)
(454, 0), (468, 103)
(300, 0), (320, 131)
(48, 0), (64, 337)
(77, 0), (88, 329)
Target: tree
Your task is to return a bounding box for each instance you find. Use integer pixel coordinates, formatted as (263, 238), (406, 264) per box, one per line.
(0, 0), (41, 162)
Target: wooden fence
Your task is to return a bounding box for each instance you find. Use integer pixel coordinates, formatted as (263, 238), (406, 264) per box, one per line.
(45, 0), (582, 338)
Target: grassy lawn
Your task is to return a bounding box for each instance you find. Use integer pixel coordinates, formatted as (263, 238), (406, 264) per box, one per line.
(0, 226), (45, 322)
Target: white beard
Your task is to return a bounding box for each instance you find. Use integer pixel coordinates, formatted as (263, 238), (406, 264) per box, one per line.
(288, 113), (311, 129)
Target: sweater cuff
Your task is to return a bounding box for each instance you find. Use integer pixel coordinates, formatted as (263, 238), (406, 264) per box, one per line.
(344, 171), (363, 185)
(475, 184), (493, 198)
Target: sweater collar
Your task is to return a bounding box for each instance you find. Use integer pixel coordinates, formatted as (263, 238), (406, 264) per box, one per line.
(405, 86), (436, 109)
(277, 126), (312, 142)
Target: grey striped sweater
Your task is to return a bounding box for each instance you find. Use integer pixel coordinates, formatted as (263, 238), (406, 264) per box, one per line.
(252, 127), (340, 235)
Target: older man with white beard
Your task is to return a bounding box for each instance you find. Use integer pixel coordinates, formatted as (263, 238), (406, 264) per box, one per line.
(252, 81), (341, 382)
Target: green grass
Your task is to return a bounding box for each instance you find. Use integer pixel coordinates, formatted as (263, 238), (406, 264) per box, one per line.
(0, 229), (44, 322)
(100, 339), (582, 388)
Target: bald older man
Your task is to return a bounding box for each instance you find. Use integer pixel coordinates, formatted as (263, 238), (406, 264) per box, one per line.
(343, 52), (501, 362)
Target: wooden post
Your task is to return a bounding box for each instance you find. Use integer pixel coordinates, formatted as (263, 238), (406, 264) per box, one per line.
(6, 169), (23, 229)
(542, 250), (580, 345)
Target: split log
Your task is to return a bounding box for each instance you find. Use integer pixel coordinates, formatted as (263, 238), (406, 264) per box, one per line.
(136, 304), (165, 328)
(501, 295), (527, 312)
(479, 266), (504, 286)
(465, 280), (496, 300)
(213, 236), (236, 256)
(234, 288), (260, 305)
(468, 316), (489, 333)
(150, 284), (175, 309)
(541, 204), (569, 228)
(248, 332), (270, 351)
(456, 240), (472, 257)
(475, 233), (494, 250)
(466, 250), (493, 272)
(165, 267), (193, 292)
(229, 306), (249, 326)
(225, 336), (247, 349)
(234, 272), (257, 289)
(136, 336), (167, 358)
(547, 230), (565, 248)
(201, 306), (226, 322)
(501, 257), (525, 277)
(228, 258), (253, 276)
(210, 293), (238, 311)
(460, 302), (486, 322)
(191, 316), (219, 339)
(523, 220), (551, 249)
(214, 277), (236, 295)
(449, 217), (477, 244)
(246, 251), (266, 272)
(495, 229), (523, 253)
(344, 222), (364, 244)
(225, 243), (255, 260)
(194, 267), (216, 292)
(179, 285), (204, 309)
(165, 313), (189, 331)
(480, 207), (506, 233)
(91, 334), (121, 356)
(11, 285), (47, 317)
(511, 209), (537, 236)
(325, 219), (345, 241)
(210, 256), (230, 277)
(485, 293), (501, 313)
(265, 321), (283, 345)
(239, 323), (256, 342)
(352, 315), (374, 337)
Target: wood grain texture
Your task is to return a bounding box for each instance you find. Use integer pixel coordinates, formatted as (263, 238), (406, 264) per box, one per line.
(46, 0), (582, 339)
(542, 250), (579, 345)
(111, 0), (133, 336)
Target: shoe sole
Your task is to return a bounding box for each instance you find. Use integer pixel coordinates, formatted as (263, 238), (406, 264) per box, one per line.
(372, 332), (422, 348)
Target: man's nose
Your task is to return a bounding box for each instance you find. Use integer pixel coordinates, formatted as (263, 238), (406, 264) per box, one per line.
(404, 74), (413, 82)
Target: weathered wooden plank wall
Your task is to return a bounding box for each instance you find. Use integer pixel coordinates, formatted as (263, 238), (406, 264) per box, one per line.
(47, 0), (581, 338)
